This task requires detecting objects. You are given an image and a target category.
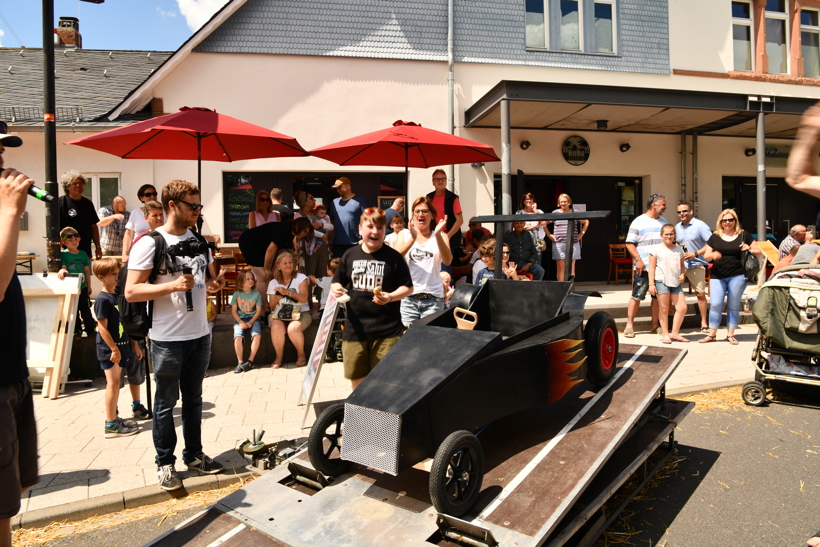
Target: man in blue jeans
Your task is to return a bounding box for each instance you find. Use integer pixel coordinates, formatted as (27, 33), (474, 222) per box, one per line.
(126, 180), (225, 491)
(503, 220), (545, 280)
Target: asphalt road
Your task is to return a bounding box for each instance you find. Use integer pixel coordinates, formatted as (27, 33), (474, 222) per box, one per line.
(30, 389), (820, 547)
(598, 387), (820, 547)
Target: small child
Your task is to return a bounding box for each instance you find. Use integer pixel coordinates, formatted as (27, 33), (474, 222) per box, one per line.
(92, 258), (146, 438)
(440, 271), (455, 307)
(309, 258), (340, 313)
(384, 215), (410, 248)
(648, 223), (688, 344)
(57, 226), (96, 337)
(231, 269), (264, 373)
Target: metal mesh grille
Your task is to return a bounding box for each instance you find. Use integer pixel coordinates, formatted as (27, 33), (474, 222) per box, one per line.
(341, 403), (401, 475)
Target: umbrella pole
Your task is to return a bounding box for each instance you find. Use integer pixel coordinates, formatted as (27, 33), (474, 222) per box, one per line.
(405, 146), (409, 191)
(197, 136), (204, 232)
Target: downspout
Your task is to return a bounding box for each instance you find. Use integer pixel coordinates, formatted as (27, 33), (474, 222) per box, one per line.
(680, 133), (687, 202)
(447, 0), (455, 192)
(692, 133), (698, 213)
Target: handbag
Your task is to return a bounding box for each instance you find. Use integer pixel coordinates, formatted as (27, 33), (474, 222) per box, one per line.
(740, 231), (759, 283)
(536, 237), (547, 252)
(271, 280), (301, 321)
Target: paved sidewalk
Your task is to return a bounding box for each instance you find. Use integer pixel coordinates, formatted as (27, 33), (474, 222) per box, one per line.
(17, 281), (760, 525)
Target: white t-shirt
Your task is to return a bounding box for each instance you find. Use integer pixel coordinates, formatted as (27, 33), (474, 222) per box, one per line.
(385, 228), (410, 248)
(314, 275), (332, 310)
(404, 235), (444, 297)
(267, 272), (310, 312)
(471, 256), (486, 282)
(128, 228), (213, 342)
(125, 207), (165, 235)
(649, 243), (685, 287)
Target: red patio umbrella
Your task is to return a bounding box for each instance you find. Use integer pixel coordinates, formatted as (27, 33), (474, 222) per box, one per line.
(308, 120), (500, 183)
(65, 106), (309, 191)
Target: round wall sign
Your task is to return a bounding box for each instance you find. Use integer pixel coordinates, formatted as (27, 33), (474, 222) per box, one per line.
(562, 136), (590, 166)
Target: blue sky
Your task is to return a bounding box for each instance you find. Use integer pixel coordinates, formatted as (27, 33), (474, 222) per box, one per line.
(0, 0), (226, 52)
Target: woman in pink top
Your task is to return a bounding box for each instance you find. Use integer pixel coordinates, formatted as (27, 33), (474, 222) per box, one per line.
(248, 190), (280, 228)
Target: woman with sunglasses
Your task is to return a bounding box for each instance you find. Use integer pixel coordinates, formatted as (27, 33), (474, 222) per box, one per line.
(293, 190), (331, 316)
(394, 197), (452, 326)
(122, 184), (164, 263)
(515, 192), (546, 264)
(545, 193), (588, 282)
(267, 251), (311, 369)
(699, 209), (761, 345)
(247, 191), (280, 229)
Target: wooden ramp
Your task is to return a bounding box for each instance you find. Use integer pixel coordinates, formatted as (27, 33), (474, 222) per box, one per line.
(147, 344), (691, 547)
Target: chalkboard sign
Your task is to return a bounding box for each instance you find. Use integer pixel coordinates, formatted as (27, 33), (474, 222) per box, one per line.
(224, 174), (256, 243)
(379, 196), (403, 211)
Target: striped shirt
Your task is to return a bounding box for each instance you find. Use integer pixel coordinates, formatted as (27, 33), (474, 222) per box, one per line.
(626, 214), (668, 268)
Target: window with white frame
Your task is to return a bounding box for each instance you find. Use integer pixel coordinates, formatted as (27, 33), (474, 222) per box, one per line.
(525, 0), (616, 53)
(594, 0), (615, 53)
(732, 1), (754, 70)
(766, 0), (789, 73)
(81, 174), (121, 210)
(802, 9), (820, 77)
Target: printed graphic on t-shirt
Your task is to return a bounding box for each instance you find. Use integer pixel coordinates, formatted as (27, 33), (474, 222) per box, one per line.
(234, 292), (259, 315)
(409, 246), (433, 264)
(160, 253), (208, 290)
(351, 259), (385, 292)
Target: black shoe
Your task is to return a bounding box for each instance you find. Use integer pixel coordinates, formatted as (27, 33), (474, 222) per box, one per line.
(132, 404), (150, 420)
(233, 361), (253, 373)
(184, 453), (224, 475)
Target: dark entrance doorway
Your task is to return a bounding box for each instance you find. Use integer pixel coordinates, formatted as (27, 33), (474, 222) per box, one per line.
(494, 175), (642, 282)
(722, 177), (819, 242)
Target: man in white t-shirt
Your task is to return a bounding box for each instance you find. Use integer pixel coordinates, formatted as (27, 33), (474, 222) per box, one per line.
(624, 194), (668, 338)
(125, 180), (225, 492)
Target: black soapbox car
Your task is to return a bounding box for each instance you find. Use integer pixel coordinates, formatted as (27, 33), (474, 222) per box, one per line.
(307, 277), (618, 517)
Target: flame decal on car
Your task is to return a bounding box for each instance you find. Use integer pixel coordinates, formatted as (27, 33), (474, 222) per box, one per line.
(545, 339), (586, 403)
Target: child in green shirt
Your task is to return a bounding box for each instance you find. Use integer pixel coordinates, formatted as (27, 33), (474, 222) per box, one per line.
(57, 226), (96, 336)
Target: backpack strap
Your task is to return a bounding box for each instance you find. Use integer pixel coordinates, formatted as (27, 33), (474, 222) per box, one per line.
(147, 230), (168, 284)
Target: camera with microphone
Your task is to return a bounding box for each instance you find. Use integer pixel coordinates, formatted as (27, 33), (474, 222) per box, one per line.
(166, 237), (213, 258)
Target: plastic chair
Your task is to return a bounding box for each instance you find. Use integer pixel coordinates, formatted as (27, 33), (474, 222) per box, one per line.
(607, 244), (633, 286)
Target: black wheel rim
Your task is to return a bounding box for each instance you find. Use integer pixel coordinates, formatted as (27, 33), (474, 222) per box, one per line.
(443, 445), (478, 506)
(322, 416), (343, 460)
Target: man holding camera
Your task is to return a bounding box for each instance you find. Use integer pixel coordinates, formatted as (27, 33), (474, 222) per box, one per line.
(125, 180), (225, 491)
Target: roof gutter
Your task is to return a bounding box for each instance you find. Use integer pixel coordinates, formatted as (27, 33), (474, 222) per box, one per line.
(108, 0), (248, 120)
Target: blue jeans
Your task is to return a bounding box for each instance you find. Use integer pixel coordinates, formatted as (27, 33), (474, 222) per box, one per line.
(525, 262), (545, 281)
(401, 296), (445, 327)
(151, 334), (211, 466)
(709, 274), (747, 330)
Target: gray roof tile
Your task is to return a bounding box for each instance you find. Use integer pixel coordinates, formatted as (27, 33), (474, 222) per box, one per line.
(0, 47), (173, 125)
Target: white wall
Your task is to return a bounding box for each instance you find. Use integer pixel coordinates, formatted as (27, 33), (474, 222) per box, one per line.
(669, 0), (733, 73)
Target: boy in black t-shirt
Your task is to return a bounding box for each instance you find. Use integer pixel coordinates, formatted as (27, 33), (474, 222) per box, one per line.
(93, 258), (147, 438)
(331, 208), (413, 390)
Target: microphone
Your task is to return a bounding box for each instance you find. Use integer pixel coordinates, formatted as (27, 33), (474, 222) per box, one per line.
(29, 185), (54, 202)
(182, 266), (194, 312)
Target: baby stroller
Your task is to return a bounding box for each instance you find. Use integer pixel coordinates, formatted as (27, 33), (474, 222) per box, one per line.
(743, 265), (820, 406)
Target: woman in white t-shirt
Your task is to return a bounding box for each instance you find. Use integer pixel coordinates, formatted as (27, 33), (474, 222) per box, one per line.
(122, 184), (164, 262)
(648, 224), (688, 344)
(394, 196), (452, 327)
(266, 251), (311, 368)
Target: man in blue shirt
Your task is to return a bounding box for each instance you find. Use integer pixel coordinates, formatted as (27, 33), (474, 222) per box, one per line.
(328, 176), (367, 258)
(675, 201), (712, 332)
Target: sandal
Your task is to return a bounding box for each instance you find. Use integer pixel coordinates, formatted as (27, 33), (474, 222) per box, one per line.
(623, 326), (635, 338)
(271, 361), (282, 369)
(661, 337), (672, 344)
(670, 336), (690, 343)
(700, 327), (710, 333)
(727, 336), (739, 345)
(699, 335), (716, 343)
(295, 358), (308, 367)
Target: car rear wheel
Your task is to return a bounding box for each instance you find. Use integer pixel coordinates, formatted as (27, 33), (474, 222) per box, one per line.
(429, 430), (484, 517)
(308, 403), (352, 476)
(585, 311), (618, 388)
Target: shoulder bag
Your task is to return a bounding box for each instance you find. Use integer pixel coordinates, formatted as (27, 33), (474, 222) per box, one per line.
(271, 279), (301, 321)
(740, 231), (759, 283)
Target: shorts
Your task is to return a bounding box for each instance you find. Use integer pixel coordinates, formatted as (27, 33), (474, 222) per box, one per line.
(551, 241), (582, 261)
(0, 379), (38, 519)
(342, 335), (401, 380)
(100, 350), (145, 385)
(685, 266), (706, 293)
(654, 280), (683, 295)
(631, 270), (656, 301)
(270, 311), (313, 331)
(233, 316), (262, 338)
